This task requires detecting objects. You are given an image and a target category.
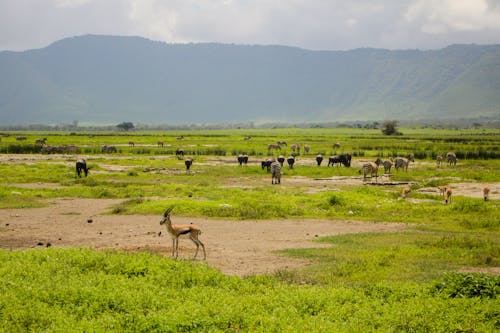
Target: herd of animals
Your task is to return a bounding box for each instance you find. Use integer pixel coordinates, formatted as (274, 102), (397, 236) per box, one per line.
(36, 137), (488, 260)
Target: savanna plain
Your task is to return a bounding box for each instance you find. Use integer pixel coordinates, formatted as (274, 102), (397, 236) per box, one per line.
(0, 127), (499, 332)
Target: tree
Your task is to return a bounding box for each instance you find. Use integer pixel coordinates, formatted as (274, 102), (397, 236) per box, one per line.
(116, 122), (134, 131)
(381, 120), (402, 135)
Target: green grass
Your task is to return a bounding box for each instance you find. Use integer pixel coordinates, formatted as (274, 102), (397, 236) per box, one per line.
(0, 127), (499, 331)
(0, 248), (498, 332)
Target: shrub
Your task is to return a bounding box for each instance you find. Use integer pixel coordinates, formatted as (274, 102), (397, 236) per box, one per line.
(431, 273), (500, 298)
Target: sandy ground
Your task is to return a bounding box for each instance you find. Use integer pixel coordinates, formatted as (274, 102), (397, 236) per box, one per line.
(0, 198), (407, 276)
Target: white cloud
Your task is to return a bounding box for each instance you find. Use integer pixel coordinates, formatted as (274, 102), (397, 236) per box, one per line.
(406, 0), (500, 34)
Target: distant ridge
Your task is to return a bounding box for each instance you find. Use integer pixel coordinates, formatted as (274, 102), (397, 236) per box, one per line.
(1, 34), (499, 125)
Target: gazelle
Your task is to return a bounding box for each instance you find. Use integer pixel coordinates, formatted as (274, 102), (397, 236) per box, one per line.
(483, 186), (490, 201)
(160, 207), (206, 260)
(445, 187), (452, 204)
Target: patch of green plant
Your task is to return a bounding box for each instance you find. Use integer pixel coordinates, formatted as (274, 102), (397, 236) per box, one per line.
(431, 273), (500, 298)
(0, 248), (498, 332)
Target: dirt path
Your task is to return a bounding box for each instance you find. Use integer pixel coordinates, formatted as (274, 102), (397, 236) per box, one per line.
(0, 198), (406, 276)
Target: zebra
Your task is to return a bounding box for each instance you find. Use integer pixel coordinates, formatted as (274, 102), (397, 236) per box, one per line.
(184, 158), (193, 173)
(287, 156), (295, 169)
(316, 154), (323, 166)
(237, 154), (248, 166)
(35, 138), (47, 145)
(436, 155), (443, 168)
(361, 162), (379, 182)
(290, 144), (300, 155)
(446, 152), (457, 166)
(277, 155), (285, 167)
(271, 160), (281, 184)
(394, 157), (410, 172)
(268, 143), (281, 152)
(303, 144), (310, 154)
(382, 159), (393, 174)
(76, 159), (89, 177)
(407, 153), (415, 162)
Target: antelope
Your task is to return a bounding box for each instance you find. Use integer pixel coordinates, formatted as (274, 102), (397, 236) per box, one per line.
(402, 186), (411, 198)
(445, 188), (452, 204)
(160, 207), (206, 260)
(483, 186), (490, 201)
(438, 186), (447, 197)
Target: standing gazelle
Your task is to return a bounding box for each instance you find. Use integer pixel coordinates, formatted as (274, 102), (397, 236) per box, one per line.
(160, 207), (206, 260)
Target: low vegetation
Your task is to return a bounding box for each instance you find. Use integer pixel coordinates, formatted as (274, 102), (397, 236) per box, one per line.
(0, 127), (499, 331)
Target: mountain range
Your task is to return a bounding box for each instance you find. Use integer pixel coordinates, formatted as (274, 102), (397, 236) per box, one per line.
(1, 34), (499, 125)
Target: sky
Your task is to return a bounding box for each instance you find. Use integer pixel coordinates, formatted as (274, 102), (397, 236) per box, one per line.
(1, 0), (500, 52)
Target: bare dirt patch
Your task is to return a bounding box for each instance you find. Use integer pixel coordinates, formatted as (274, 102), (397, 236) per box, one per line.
(0, 198), (406, 276)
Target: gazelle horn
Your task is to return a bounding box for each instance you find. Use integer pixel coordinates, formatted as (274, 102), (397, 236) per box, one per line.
(164, 206), (174, 217)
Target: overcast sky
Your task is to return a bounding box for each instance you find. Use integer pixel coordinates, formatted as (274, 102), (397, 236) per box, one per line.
(2, 0), (500, 52)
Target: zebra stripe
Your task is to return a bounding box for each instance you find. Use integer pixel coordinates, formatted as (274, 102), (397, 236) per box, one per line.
(362, 162), (379, 182)
(446, 152), (457, 166)
(394, 157), (409, 172)
(271, 161), (281, 184)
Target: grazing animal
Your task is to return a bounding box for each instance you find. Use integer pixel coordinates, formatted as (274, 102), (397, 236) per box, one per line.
(277, 141), (287, 146)
(16, 136), (27, 141)
(438, 186), (447, 197)
(361, 162), (379, 182)
(177, 136), (184, 140)
(157, 140), (164, 147)
(382, 160), (393, 174)
(277, 155), (285, 166)
(483, 186), (490, 201)
(184, 158), (193, 173)
(35, 138), (47, 145)
(290, 144), (300, 154)
(402, 187), (411, 198)
(101, 145), (117, 153)
(445, 188), (452, 204)
(176, 148), (184, 159)
(316, 154), (323, 166)
(407, 154), (415, 162)
(128, 141), (134, 147)
(261, 159), (272, 172)
(287, 156), (295, 169)
(237, 154), (248, 166)
(268, 143), (281, 151)
(333, 142), (341, 149)
(436, 155), (443, 168)
(75, 159), (89, 177)
(271, 160), (281, 184)
(328, 153), (351, 167)
(394, 158), (410, 172)
(160, 207), (206, 259)
(303, 144), (310, 154)
(446, 152), (457, 166)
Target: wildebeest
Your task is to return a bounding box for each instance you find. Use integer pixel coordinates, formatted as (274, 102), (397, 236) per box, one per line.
(316, 154), (323, 166)
(237, 154), (248, 166)
(128, 141), (135, 147)
(102, 145), (117, 153)
(176, 148), (185, 159)
(76, 159), (89, 177)
(185, 157), (193, 173)
(261, 159), (272, 172)
(328, 153), (351, 167)
(287, 156), (295, 169)
(157, 141), (164, 147)
(271, 160), (281, 184)
(277, 155), (285, 167)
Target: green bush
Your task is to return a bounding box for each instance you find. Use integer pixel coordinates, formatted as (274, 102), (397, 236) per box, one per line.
(431, 273), (500, 298)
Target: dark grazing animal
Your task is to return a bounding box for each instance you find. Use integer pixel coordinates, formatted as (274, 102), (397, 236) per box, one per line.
(316, 154), (323, 166)
(261, 159), (272, 172)
(237, 154), (248, 166)
(76, 159), (89, 177)
(446, 152), (457, 166)
(185, 158), (193, 173)
(287, 156), (295, 169)
(328, 153), (351, 167)
(277, 155), (285, 167)
(176, 148), (185, 159)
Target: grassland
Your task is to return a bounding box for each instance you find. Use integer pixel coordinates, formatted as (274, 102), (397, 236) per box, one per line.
(0, 127), (499, 332)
